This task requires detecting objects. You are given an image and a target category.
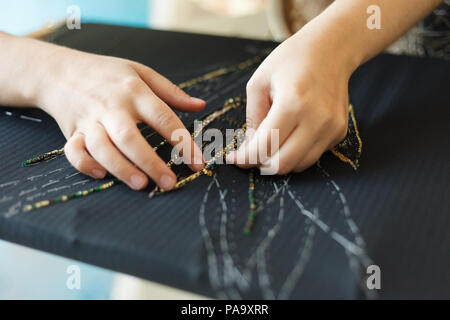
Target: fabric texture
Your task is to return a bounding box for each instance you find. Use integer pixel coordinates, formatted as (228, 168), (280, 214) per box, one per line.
(0, 24), (449, 299)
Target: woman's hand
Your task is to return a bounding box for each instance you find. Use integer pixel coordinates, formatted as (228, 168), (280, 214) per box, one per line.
(35, 47), (206, 191)
(227, 29), (353, 174)
(227, 0), (442, 175)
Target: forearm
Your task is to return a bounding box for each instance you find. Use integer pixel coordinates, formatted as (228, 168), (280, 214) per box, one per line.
(293, 0), (443, 74)
(0, 32), (61, 108)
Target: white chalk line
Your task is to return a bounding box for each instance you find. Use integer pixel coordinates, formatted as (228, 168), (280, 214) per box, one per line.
(316, 163), (377, 299)
(198, 178), (226, 297)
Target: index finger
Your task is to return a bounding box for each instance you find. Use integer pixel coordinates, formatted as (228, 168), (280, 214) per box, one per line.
(136, 91), (205, 172)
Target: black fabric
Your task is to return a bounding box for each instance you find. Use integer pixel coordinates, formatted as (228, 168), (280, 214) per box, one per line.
(0, 24), (449, 299)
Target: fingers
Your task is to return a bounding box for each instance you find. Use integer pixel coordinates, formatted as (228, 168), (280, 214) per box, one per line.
(292, 123), (347, 173)
(293, 145), (326, 173)
(132, 62), (206, 112)
(259, 111), (347, 174)
(84, 122), (150, 190)
(259, 125), (318, 175)
(136, 93), (204, 172)
(99, 114), (178, 190)
(64, 132), (107, 179)
(228, 100), (297, 169)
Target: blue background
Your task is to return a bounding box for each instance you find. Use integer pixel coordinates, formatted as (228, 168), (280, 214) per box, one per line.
(0, 0), (150, 35)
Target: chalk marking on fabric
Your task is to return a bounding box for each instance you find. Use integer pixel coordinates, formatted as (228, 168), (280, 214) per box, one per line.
(27, 174), (44, 181)
(19, 186), (38, 197)
(4, 201), (22, 218)
(234, 180), (290, 294)
(288, 189), (330, 233)
(198, 178), (224, 296)
(26, 192), (47, 201)
(20, 115), (42, 123)
(214, 175), (245, 298)
(47, 186), (71, 193)
(46, 168), (64, 175)
(72, 179), (90, 186)
(287, 186), (375, 298)
(278, 213), (316, 300)
(0, 180), (20, 188)
(287, 187), (365, 257)
(316, 163), (376, 299)
(317, 163), (372, 262)
(255, 188), (287, 300)
(41, 180), (59, 188)
(65, 172), (80, 179)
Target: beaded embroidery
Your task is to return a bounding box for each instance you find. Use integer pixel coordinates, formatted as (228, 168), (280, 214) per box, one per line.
(21, 55), (363, 238)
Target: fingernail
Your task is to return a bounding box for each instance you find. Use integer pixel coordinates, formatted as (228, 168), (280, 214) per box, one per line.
(260, 162), (278, 176)
(190, 97), (206, 105)
(92, 169), (105, 179)
(130, 174), (146, 189)
(160, 174), (176, 190)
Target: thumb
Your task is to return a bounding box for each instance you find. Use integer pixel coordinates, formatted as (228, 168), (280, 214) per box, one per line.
(245, 78), (271, 137)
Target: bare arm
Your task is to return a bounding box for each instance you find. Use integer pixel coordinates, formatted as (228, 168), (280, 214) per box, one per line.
(305, 0), (444, 72)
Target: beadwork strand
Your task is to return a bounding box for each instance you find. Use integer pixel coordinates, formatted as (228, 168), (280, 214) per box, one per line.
(24, 179), (119, 212)
(22, 148), (65, 167)
(147, 96), (245, 197)
(149, 123), (247, 198)
(178, 56), (262, 89)
(244, 169), (257, 235)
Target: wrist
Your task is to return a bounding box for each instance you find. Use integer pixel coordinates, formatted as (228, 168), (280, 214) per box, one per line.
(2, 35), (61, 111)
(289, 1), (372, 79)
(290, 25), (361, 82)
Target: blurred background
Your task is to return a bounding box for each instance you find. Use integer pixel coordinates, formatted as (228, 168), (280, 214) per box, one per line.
(0, 0), (284, 40)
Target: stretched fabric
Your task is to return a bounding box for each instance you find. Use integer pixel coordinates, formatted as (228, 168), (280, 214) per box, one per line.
(0, 24), (449, 299)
